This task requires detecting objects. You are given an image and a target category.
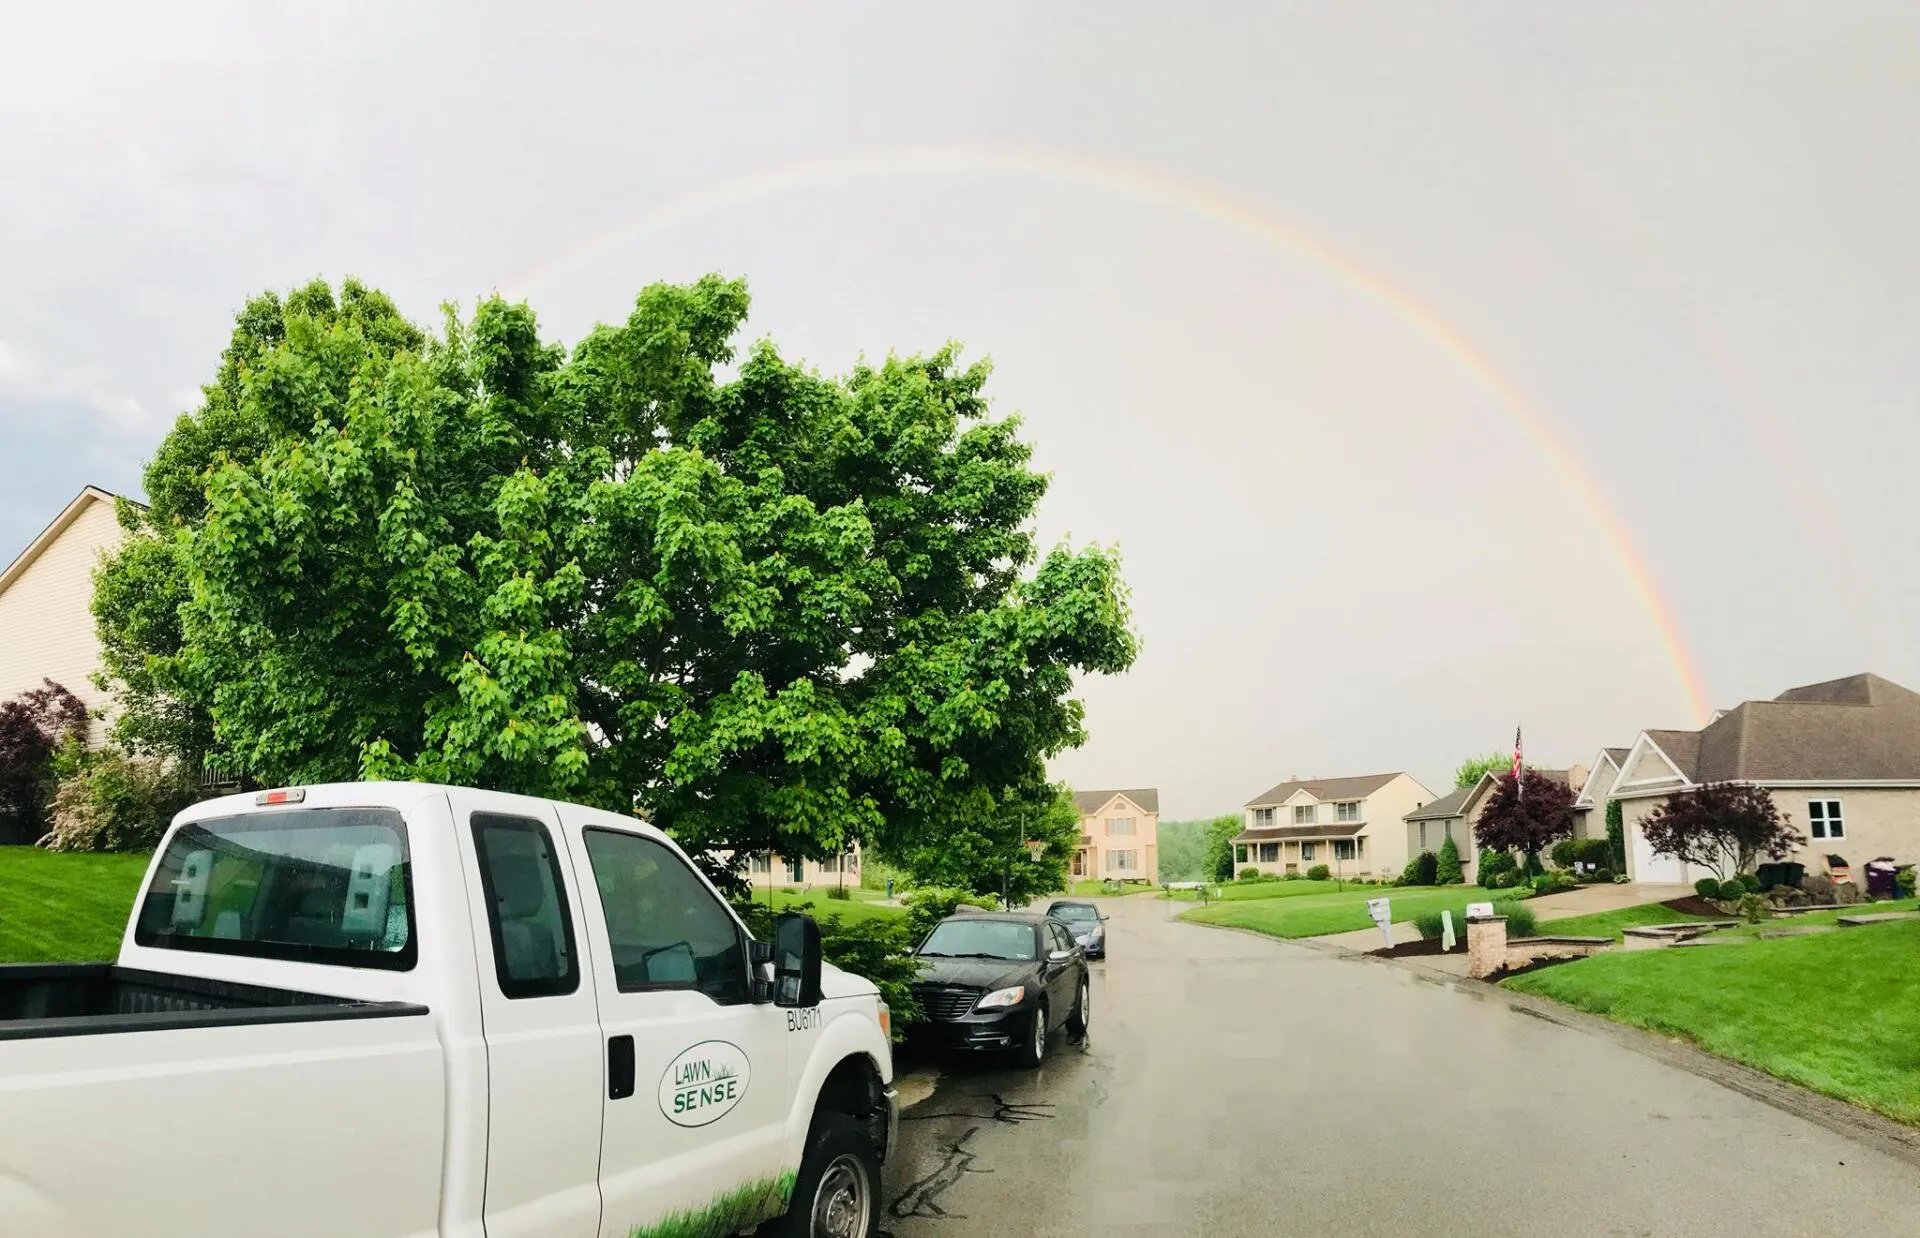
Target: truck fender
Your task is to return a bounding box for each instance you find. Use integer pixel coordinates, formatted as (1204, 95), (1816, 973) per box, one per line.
(0, 1170), (70, 1238)
(782, 1006), (890, 1168)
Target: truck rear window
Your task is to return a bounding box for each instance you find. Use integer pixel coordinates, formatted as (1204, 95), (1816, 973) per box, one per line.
(134, 808), (415, 971)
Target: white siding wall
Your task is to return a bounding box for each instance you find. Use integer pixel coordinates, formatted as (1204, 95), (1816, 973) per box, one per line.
(0, 496), (125, 742)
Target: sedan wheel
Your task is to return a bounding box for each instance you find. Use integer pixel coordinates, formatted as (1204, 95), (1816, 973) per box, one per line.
(1066, 976), (1090, 1041)
(1016, 999), (1049, 1069)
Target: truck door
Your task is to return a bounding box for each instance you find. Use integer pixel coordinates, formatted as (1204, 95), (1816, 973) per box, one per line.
(453, 793), (605, 1238)
(556, 810), (791, 1238)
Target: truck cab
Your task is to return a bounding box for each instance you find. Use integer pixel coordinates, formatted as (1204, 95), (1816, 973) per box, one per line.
(0, 781), (897, 1238)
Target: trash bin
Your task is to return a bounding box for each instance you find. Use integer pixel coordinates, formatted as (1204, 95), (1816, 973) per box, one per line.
(1864, 857), (1899, 901)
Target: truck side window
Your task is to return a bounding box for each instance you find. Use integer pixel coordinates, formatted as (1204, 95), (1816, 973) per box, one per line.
(581, 828), (749, 1006)
(472, 813), (579, 999)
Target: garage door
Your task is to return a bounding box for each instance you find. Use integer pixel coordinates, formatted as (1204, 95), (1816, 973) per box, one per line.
(1630, 825), (1687, 883)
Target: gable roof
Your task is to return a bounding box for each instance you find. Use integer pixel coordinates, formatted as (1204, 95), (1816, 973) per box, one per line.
(1620, 674), (1920, 788)
(1404, 784), (1473, 822)
(1244, 771), (1403, 808)
(1073, 787), (1159, 814)
(0, 486), (128, 597)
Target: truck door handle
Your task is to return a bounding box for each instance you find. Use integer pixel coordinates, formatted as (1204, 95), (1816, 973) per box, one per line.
(608, 1034), (635, 1100)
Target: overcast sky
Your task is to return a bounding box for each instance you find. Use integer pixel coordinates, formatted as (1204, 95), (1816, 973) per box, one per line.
(4, 3), (1917, 817)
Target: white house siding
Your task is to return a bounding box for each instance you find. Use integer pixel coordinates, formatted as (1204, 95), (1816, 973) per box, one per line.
(0, 494), (125, 743)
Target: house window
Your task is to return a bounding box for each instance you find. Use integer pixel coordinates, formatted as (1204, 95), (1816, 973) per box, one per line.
(750, 854), (771, 874)
(1445, 819), (1456, 843)
(1335, 801), (1360, 822)
(1234, 844), (1249, 863)
(1333, 839), (1356, 862)
(1808, 800), (1845, 839)
(818, 853), (840, 874)
(1419, 822), (1428, 850)
(1258, 842), (1279, 863)
(1300, 842), (1316, 861)
(1293, 805), (1315, 825)
(1253, 807), (1276, 827)
(1107, 816), (1135, 836)
(1106, 849), (1136, 872)
(787, 857), (804, 882)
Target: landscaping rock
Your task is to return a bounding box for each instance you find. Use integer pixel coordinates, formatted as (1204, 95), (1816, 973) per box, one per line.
(1802, 874), (1836, 902)
(1834, 881), (1866, 906)
(1766, 884), (1809, 907)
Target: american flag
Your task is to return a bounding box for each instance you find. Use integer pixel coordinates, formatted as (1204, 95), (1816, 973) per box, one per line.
(1512, 726), (1524, 801)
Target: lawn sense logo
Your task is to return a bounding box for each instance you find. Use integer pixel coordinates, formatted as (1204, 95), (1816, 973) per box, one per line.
(658, 1041), (751, 1127)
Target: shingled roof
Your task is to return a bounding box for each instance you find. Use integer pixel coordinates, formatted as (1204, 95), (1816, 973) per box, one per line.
(1637, 674), (1920, 784)
(1403, 784), (1473, 822)
(1244, 772), (1401, 808)
(1073, 787), (1159, 814)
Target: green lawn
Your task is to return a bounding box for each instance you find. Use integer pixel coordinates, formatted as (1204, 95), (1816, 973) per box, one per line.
(1181, 884), (1524, 939)
(750, 888), (904, 924)
(1705, 898), (1919, 939)
(1506, 922), (1920, 1125)
(0, 848), (152, 963)
(1533, 901), (1711, 941)
(1064, 879), (1157, 898)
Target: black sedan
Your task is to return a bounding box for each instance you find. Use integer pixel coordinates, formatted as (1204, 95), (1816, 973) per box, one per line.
(1045, 899), (1108, 958)
(907, 911), (1090, 1067)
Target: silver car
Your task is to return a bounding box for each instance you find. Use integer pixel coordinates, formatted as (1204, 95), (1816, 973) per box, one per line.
(1045, 900), (1107, 958)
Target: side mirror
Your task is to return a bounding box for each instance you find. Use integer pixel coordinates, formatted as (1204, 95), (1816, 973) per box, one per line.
(773, 913), (823, 1008)
(748, 938), (774, 966)
(1048, 948), (1073, 963)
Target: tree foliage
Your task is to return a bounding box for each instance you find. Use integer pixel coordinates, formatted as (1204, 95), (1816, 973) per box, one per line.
(41, 750), (201, 853)
(1639, 783), (1803, 879)
(1435, 833), (1463, 884)
(0, 680), (88, 844)
(1454, 751), (1507, 790)
(1202, 814), (1241, 882)
(93, 276), (1137, 882)
(1472, 770), (1576, 862)
(888, 783), (1082, 904)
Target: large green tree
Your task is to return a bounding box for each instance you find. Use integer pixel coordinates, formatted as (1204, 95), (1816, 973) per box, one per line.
(95, 276), (1136, 886)
(1453, 751), (1507, 790)
(888, 782), (1083, 905)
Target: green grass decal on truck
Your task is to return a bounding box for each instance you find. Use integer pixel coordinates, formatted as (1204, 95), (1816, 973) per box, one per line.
(625, 1170), (798, 1238)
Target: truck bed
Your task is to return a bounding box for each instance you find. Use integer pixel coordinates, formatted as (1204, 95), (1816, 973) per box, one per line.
(0, 963), (427, 1040)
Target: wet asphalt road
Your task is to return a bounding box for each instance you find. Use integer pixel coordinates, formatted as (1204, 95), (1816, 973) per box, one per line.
(880, 894), (1920, 1238)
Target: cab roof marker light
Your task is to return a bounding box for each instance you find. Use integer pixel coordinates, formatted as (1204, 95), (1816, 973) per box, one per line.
(255, 788), (307, 806)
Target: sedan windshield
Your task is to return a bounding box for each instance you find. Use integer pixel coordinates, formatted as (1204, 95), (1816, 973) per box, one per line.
(919, 919), (1037, 961)
(1049, 904), (1098, 923)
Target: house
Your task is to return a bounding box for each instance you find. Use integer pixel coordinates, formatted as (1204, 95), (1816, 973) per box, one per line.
(1072, 788), (1159, 883)
(1234, 772), (1434, 880)
(1570, 747), (1629, 842)
(0, 486), (130, 745)
(1610, 673), (1920, 884)
(1399, 764), (1588, 883)
(742, 844), (865, 890)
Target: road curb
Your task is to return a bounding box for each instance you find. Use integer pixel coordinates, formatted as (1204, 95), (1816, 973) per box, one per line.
(1183, 917), (1920, 1171)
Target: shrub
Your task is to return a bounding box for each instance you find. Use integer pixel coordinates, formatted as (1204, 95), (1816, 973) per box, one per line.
(1502, 901), (1539, 938)
(1399, 857), (1424, 886)
(1549, 839), (1579, 869)
(40, 751), (200, 854)
(826, 885), (853, 901)
(1531, 871), (1577, 896)
(1435, 835), (1463, 884)
(1307, 864), (1330, 882)
(1237, 867), (1261, 881)
(1413, 851), (1439, 886)
(1478, 849), (1519, 889)
(1736, 892), (1770, 924)
(1899, 868), (1916, 898)
(902, 886), (998, 940)
(1694, 876), (1725, 901)
(1282, 870), (1303, 881)
(735, 899), (920, 1027)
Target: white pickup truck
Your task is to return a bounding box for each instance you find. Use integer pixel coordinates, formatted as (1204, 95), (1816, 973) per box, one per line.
(0, 781), (898, 1238)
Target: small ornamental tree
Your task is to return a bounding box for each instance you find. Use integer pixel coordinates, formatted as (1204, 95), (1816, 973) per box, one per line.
(1473, 770), (1576, 872)
(1435, 833), (1464, 884)
(0, 680), (88, 844)
(1638, 783), (1803, 880)
(1203, 815), (1240, 882)
(1605, 799), (1627, 874)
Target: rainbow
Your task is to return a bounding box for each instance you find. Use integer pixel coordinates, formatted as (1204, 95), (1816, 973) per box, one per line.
(507, 145), (1711, 723)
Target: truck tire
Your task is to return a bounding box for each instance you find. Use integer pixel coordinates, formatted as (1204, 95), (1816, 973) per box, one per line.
(767, 1110), (880, 1238)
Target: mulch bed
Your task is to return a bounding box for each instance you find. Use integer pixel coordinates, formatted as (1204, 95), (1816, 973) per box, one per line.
(1368, 937), (1451, 959)
(1663, 895), (1724, 917)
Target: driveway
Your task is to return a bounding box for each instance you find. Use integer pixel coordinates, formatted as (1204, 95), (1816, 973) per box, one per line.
(1530, 880), (1695, 920)
(881, 893), (1920, 1237)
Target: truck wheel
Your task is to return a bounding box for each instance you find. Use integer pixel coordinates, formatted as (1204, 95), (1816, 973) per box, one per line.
(769, 1110), (879, 1238)
(1065, 976), (1090, 1042)
(1014, 999), (1049, 1069)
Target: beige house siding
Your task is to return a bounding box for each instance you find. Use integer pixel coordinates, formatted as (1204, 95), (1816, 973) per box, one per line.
(741, 844), (865, 890)
(1405, 810), (1476, 880)
(0, 489), (126, 744)
(1237, 773), (1435, 880)
(1624, 785), (1920, 884)
(1075, 793), (1158, 883)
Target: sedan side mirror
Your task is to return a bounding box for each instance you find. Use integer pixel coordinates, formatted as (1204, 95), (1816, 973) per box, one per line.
(1048, 948), (1073, 963)
(773, 913), (823, 1008)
